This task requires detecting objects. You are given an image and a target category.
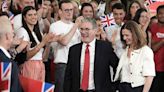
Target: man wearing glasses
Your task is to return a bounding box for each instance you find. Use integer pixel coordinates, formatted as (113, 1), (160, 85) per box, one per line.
(64, 18), (119, 92)
(49, 1), (81, 92)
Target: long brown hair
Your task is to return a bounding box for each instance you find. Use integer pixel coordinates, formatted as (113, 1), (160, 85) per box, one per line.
(120, 21), (147, 49)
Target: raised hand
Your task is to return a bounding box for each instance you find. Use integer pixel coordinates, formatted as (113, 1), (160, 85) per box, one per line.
(75, 16), (84, 26)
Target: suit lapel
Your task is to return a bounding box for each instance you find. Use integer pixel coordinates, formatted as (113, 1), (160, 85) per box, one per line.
(76, 43), (82, 86)
(94, 40), (102, 66)
(94, 40), (102, 79)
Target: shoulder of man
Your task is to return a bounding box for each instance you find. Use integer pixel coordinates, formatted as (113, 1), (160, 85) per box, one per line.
(70, 42), (82, 50)
(96, 40), (112, 46)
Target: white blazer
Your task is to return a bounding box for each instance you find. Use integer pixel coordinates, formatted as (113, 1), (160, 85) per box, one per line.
(114, 45), (155, 87)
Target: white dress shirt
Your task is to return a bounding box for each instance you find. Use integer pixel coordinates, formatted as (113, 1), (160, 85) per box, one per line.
(80, 39), (96, 90)
(114, 45), (156, 87)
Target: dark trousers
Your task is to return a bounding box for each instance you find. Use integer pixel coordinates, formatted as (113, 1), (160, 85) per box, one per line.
(118, 82), (143, 92)
(54, 63), (67, 92)
(150, 72), (164, 92)
(44, 61), (51, 83)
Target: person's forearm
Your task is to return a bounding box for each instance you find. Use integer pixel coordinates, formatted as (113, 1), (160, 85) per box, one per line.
(58, 23), (79, 46)
(16, 41), (28, 53)
(142, 76), (154, 92)
(27, 42), (45, 60)
(42, 44), (50, 61)
(151, 39), (164, 52)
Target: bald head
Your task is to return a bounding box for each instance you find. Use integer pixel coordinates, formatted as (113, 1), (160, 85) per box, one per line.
(0, 16), (14, 50)
(0, 16), (12, 35)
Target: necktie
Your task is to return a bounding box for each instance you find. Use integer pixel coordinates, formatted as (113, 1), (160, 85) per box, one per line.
(81, 44), (90, 91)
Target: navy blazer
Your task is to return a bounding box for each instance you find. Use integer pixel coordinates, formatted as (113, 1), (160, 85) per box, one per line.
(0, 49), (22, 92)
(64, 40), (119, 92)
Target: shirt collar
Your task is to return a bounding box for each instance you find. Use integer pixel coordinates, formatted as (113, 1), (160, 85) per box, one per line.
(0, 46), (11, 58)
(126, 46), (141, 54)
(83, 38), (96, 48)
(116, 22), (124, 27)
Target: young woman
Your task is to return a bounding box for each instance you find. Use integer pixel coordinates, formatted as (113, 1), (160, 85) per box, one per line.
(16, 6), (58, 81)
(125, 0), (141, 20)
(133, 8), (151, 46)
(114, 21), (155, 92)
(80, 3), (94, 18)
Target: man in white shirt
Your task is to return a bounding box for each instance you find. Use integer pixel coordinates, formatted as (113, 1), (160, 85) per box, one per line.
(64, 18), (119, 92)
(49, 1), (81, 92)
(105, 3), (126, 58)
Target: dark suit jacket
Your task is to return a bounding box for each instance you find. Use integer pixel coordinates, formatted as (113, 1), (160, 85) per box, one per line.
(64, 40), (119, 92)
(0, 49), (22, 92)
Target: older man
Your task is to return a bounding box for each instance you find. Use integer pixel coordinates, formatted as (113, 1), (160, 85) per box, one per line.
(64, 18), (119, 92)
(0, 15), (22, 92)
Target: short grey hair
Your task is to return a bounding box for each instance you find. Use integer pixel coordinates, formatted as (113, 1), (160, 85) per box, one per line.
(81, 18), (98, 30)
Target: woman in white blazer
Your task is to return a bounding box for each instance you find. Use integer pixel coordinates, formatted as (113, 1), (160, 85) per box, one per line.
(114, 21), (155, 92)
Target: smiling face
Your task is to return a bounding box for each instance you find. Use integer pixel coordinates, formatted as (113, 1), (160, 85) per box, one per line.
(122, 28), (133, 46)
(82, 6), (94, 18)
(113, 8), (125, 25)
(24, 9), (37, 25)
(157, 7), (164, 24)
(139, 11), (148, 26)
(80, 21), (96, 43)
(60, 3), (73, 21)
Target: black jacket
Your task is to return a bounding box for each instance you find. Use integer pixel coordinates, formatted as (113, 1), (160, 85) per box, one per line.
(64, 40), (119, 92)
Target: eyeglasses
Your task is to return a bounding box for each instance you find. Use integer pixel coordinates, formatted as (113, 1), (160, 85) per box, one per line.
(79, 28), (92, 32)
(62, 9), (73, 13)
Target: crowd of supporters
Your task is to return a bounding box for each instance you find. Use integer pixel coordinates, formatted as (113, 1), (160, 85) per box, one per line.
(0, 0), (164, 92)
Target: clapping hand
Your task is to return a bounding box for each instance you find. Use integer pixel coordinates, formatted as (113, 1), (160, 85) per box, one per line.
(42, 32), (61, 44)
(11, 36), (23, 48)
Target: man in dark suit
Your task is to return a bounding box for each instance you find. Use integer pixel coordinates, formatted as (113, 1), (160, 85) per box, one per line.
(0, 15), (22, 92)
(64, 18), (119, 92)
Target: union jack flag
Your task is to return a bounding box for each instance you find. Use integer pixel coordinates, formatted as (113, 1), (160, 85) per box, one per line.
(19, 75), (55, 92)
(100, 13), (115, 29)
(145, 0), (156, 6)
(0, 62), (12, 92)
(42, 82), (54, 92)
(144, 0), (164, 10)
